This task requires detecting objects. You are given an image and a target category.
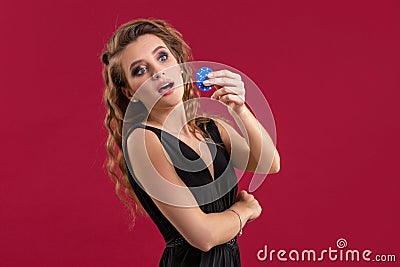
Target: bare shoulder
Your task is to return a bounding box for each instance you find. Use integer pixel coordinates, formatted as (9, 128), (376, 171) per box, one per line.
(125, 126), (189, 189)
(125, 126), (171, 171)
(126, 126), (160, 150)
(125, 126), (199, 208)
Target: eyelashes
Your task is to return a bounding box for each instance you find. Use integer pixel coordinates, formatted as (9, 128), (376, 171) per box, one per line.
(133, 66), (147, 76)
(159, 52), (168, 62)
(132, 52), (169, 77)
(132, 66), (145, 76)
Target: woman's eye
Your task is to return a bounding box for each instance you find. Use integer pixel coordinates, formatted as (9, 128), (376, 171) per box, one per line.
(133, 66), (147, 76)
(159, 53), (168, 62)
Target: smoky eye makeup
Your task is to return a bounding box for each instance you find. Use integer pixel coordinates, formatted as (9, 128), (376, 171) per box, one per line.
(132, 65), (147, 76)
(158, 51), (169, 61)
(130, 49), (171, 77)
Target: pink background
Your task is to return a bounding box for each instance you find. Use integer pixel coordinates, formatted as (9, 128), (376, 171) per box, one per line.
(1, 0), (399, 266)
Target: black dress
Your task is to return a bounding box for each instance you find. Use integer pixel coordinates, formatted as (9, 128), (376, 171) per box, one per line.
(123, 119), (241, 267)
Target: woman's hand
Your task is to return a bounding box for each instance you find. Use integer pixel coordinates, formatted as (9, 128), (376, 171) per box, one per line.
(235, 190), (262, 222)
(203, 70), (246, 115)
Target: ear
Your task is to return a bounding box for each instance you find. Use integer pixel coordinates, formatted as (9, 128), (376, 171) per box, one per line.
(122, 87), (133, 99)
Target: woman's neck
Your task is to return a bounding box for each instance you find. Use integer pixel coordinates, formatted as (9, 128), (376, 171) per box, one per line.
(146, 104), (191, 136)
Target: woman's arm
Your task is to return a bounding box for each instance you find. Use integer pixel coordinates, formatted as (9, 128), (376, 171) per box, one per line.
(126, 128), (261, 252)
(213, 107), (280, 174)
(205, 69), (280, 174)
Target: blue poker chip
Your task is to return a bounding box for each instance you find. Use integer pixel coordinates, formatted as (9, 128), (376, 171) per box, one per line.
(196, 67), (213, 92)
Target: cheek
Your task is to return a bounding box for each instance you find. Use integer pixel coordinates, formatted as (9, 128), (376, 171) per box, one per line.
(129, 76), (149, 92)
(178, 85), (186, 99)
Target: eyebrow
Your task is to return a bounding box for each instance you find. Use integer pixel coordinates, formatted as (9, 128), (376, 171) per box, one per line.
(128, 45), (166, 71)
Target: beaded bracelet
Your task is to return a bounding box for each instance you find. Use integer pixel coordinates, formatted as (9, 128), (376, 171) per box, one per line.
(227, 209), (243, 236)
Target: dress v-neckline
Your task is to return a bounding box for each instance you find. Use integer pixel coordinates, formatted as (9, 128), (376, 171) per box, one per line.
(141, 124), (216, 181)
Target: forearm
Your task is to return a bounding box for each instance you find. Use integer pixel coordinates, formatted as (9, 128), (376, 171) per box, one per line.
(230, 105), (280, 173)
(200, 202), (250, 250)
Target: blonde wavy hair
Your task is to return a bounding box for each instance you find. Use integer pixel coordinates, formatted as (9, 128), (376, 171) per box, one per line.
(100, 18), (215, 227)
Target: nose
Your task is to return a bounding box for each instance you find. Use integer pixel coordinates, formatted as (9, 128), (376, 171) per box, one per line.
(151, 68), (165, 80)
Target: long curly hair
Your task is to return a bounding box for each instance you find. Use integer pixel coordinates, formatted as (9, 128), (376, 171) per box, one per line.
(100, 18), (214, 228)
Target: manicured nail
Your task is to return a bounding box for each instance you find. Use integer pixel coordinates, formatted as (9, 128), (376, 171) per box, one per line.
(203, 79), (211, 84)
(207, 72), (214, 78)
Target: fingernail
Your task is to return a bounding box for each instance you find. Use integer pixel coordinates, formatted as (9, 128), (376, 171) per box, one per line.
(207, 72), (214, 78)
(203, 79), (211, 84)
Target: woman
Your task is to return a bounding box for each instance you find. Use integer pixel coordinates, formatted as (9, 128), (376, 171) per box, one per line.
(101, 18), (280, 266)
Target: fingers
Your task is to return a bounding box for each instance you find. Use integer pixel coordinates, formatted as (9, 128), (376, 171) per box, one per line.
(220, 94), (246, 107)
(206, 70), (246, 115)
(204, 70), (246, 110)
(207, 69), (242, 81)
(211, 87), (245, 101)
(237, 190), (255, 201)
(203, 77), (244, 88)
(236, 190), (262, 222)
(236, 190), (247, 200)
(211, 90), (245, 109)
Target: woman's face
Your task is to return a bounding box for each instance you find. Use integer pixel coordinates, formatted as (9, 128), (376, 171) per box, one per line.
(121, 34), (185, 110)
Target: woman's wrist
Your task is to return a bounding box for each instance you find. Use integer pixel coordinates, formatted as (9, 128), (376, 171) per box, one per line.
(228, 203), (251, 225)
(228, 102), (248, 117)
(226, 208), (243, 236)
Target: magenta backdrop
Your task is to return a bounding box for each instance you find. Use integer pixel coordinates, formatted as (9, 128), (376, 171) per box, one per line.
(1, 0), (399, 266)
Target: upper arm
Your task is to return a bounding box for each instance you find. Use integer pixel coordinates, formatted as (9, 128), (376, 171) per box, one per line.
(212, 118), (256, 171)
(125, 128), (213, 251)
(213, 118), (280, 174)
